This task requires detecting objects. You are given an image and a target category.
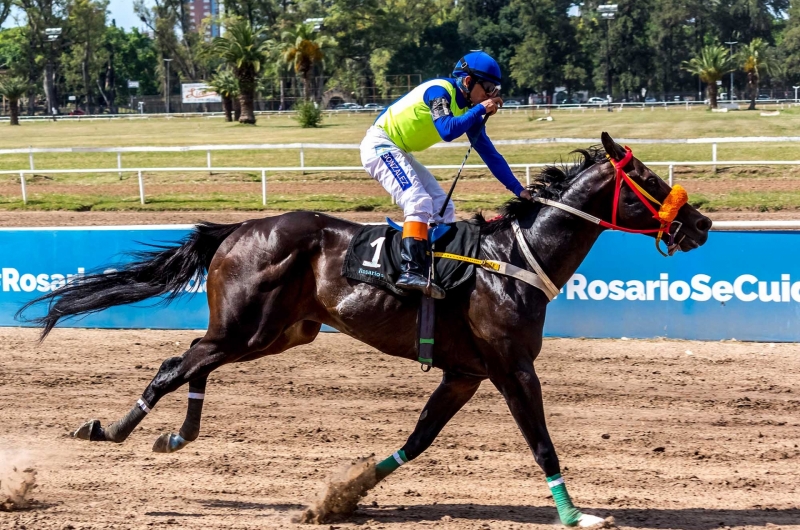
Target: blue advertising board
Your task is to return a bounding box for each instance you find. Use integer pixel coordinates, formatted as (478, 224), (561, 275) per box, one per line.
(0, 226), (798, 341)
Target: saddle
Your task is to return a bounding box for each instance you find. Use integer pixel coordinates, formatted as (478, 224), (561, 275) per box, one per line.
(343, 219), (482, 370)
(342, 220), (481, 297)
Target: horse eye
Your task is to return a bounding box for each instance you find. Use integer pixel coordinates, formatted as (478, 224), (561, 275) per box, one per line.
(646, 176), (659, 186)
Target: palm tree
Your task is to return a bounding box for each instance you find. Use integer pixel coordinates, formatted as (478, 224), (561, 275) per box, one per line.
(738, 39), (778, 111)
(0, 78), (28, 126)
(208, 69), (239, 122)
(207, 20), (271, 124)
(281, 23), (334, 101)
(682, 45), (736, 109)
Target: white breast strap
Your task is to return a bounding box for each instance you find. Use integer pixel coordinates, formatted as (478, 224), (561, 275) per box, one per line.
(534, 197), (602, 225)
(484, 261), (557, 301)
(511, 220), (560, 300)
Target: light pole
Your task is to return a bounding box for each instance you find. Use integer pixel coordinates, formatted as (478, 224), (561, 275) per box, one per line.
(598, 4), (618, 105)
(724, 41), (737, 101)
(163, 58), (173, 114)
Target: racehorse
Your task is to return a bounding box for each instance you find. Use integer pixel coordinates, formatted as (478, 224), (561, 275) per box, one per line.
(20, 133), (711, 526)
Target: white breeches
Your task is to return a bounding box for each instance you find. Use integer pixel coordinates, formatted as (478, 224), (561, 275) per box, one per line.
(360, 126), (456, 224)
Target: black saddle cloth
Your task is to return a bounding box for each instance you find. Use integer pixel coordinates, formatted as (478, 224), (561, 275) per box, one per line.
(342, 221), (482, 296)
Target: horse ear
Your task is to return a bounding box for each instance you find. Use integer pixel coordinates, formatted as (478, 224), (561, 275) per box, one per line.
(601, 132), (626, 161)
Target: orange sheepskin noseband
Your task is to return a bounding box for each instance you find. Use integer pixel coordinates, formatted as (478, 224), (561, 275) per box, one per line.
(658, 184), (688, 224)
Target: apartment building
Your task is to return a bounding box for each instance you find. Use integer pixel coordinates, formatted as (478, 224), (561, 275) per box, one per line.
(187, 0), (221, 37)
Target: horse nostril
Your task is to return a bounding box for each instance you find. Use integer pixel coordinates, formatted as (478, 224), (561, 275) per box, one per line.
(696, 217), (712, 232)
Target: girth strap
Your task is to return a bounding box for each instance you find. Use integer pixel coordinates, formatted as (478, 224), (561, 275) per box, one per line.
(417, 296), (435, 370)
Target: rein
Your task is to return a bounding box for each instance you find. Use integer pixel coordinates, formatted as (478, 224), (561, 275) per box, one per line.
(533, 146), (688, 257)
(433, 147), (690, 301)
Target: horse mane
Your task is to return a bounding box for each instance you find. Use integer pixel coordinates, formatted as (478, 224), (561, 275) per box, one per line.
(474, 146), (608, 234)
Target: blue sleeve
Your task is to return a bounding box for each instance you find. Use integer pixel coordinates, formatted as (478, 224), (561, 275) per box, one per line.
(423, 85), (486, 142)
(470, 126), (525, 197)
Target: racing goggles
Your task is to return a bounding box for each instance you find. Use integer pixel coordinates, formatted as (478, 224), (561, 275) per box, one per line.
(478, 79), (500, 97)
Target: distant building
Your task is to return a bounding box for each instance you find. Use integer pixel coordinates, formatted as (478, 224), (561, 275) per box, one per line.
(187, 0), (220, 37)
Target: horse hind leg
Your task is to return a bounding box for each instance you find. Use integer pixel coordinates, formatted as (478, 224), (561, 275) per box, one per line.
(73, 337), (230, 444)
(152, 321), (321, 453)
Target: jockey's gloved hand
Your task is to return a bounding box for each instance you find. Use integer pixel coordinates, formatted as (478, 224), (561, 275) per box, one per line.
(480, 97), (503, 116)
(519, 189), (533, 201)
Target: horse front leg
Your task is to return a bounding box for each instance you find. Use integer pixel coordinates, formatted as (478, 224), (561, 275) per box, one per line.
(490, 364), (609, 528)
(300, 371), (482, 523)
(374, 371), (482, 480)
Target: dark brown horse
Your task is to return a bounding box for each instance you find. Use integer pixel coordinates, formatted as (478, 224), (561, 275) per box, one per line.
(21, 133), (711, 527)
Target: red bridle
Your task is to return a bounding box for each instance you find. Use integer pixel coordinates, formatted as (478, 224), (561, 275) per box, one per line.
(602, 146), (689, 255)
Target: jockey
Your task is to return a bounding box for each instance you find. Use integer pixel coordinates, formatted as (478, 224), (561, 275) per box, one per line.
(360, 51), (531, 299)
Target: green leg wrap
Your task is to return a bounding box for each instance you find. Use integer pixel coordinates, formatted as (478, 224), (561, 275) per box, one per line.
(547, 474), (583, 526)
(375, 449), (408, 478)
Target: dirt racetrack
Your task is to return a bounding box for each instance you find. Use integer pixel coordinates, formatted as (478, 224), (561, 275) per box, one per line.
(0, 328), (798, 530)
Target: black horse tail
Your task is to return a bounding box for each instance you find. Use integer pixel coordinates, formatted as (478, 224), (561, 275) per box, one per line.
(17, 221), (244, 340)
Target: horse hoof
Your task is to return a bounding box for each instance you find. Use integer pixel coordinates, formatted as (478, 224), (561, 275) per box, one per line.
(73, 419), (101, 441)
(578, 514), (614, 528)
(152, 433), (189, 453)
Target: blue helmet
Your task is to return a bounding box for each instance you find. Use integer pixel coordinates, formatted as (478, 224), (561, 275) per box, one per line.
(452, 51), (502, 86)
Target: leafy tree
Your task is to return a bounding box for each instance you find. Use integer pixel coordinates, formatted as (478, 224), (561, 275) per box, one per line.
(459, 0), (523, 94)
(222, 0), (282, 29)
(712, 0), (788, 47)
(18, 0), (69, 114)
(782, 0), (800, 83)
(104, 26), (159, 98)
(0, 0), (12, 28)
(0, 27), (27, 74)
(682, 44), (736, 108)
(208, 19), (270, 123)
(135, 0), (207, 104)
(609, 0), (655, 101)
(63, 0), (108, 113)
(384, 21), (468, 84)
(281, 22), (334, 101)
(208, 68), (239, 121)
(738, 38), (778, 109)
(0, 77), (29, 125)
(649, 0), (698, 97)
(509, 0), (585, 98)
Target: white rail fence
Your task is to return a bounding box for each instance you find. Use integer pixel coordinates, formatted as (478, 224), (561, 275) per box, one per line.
(3, 159), (800, 206)
(3, 136), (800, 176)
(2, 99), (799, 123)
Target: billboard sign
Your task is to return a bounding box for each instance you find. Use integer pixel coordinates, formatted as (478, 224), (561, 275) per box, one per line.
(1, 227), (798, 341)
(181, 83), (221, 104)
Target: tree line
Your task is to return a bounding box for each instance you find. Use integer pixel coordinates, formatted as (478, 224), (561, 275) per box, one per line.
(1, 0), (800, 124)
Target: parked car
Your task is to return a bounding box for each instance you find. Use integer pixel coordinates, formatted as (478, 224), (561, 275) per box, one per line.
(757, 94), (771, 100)
(644, 96), (658, 103)
(363, 103), (385, 110)
(587, 97), (606, 104)
(504, 99), (522, 107)
(69, 108), (86, 116)
(334, 102), (363, 110)
(560, 97), (582, 105)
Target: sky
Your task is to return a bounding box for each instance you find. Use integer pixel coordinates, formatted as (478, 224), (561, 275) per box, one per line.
(2, 0), (151, 30)
(108, 0), (150, 31)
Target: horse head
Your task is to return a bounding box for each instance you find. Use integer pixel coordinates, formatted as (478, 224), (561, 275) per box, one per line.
(596, 132), (712, 255)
